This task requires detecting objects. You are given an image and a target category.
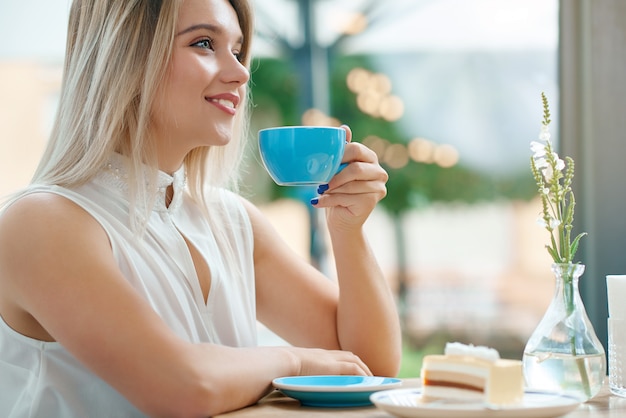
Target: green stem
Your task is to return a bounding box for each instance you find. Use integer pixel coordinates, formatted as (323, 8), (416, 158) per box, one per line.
(564, 270), (592, 399)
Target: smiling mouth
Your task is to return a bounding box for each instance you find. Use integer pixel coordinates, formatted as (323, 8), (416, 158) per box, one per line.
(207, 98), (236, 109)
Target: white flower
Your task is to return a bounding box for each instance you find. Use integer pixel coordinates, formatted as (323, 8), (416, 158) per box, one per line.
(538, 152), (565, 181)
(553, 153), (565, 171)
(543, 166), (555, 182)
(539, 125), (551, 142)
(537, 216), (561, 230)
(534, 156), (549, 170)
(530, 141), (547, 158)
(532, 92), (586, 264)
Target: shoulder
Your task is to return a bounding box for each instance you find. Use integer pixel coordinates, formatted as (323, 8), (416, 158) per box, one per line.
(0, 190), (112, 324)
(0, 190), (110, 263)
(237, 194), (260, 219)
(234, 194), (270, 234)
(201, 190), (290, 253)
(1, 190), (98, 228)
(1, 191), (87, 231)
(235, 196), (290, 257)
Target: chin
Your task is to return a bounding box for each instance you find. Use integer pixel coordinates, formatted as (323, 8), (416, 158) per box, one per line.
(210, 127), (235, 146)
(209, 136), (232, 147)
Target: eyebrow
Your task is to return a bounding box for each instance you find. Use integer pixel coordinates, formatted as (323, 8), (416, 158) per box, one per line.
(176, 23), (243, 44)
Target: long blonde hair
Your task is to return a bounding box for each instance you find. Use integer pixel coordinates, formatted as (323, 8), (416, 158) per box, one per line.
(31, 0), (254, 218)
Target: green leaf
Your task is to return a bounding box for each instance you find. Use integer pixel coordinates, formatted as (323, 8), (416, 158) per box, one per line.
(547, 245), (560, 262)
(570, 232), (587, 260)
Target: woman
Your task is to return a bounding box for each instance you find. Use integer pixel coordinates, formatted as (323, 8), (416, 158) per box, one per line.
(0, 0), (401, 416)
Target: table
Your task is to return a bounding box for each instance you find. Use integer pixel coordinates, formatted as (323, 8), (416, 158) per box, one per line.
(215, 378), (626, 417)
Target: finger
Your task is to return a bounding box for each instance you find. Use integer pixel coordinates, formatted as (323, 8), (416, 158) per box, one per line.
(342, 142), (378, 165)
(330, 144), (381, 192)
(311, 191), (384, 217)
(340, 124), (353, 143)
(336, 351), (372, 376)
(327, 161), (388, 192)
(339, 361), (370, 376)
(323, 180), (388, 200)
(312, 165), (387, 209)
(351, 354), (373, 376)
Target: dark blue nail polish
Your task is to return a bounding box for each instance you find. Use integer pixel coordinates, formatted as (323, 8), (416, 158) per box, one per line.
(310, 198), (319, 206)
(317, 184), (329, 194)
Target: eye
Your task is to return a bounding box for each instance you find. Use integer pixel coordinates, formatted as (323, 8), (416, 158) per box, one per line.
(233, 50), (243, 63)
(191, 38), (214, 50)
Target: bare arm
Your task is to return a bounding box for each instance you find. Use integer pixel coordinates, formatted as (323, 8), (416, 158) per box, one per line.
(318, 128), (403, 377)
(0, 193), (369, 417)
(252, 126), (402, 377)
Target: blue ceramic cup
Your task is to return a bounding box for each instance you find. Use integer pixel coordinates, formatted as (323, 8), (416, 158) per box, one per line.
(258, 126), (346, 186)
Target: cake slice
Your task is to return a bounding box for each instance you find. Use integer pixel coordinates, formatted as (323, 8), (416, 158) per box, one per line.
(420, 342), (524, 406)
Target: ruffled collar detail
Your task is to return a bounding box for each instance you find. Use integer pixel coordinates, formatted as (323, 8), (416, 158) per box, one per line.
(96, 153), (186, 213)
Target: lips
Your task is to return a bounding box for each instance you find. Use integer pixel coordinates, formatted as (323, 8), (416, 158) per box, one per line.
(206, 93), (240, 114)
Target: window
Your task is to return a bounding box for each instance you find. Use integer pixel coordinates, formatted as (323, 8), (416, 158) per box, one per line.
(250, 0), (559, 358)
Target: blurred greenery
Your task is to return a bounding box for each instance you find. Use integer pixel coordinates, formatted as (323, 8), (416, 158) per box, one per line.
(250, 55), (538, 211)
(398, 342), (423, 379)
(398, 337), (456, 378)
(250, 58), (302, 127)
(249, 55), (538, 321)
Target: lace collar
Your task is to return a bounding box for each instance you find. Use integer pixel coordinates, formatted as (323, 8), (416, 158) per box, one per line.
(96, 153), (186, 213)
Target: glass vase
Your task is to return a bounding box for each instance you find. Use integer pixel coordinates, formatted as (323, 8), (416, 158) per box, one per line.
(522, 263), (606, 401)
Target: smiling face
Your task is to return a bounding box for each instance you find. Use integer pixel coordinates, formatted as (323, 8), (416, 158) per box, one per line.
(151, 0), (250, 172)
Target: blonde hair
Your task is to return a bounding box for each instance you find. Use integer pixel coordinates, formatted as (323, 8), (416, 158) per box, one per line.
(31, 0), (254, 220)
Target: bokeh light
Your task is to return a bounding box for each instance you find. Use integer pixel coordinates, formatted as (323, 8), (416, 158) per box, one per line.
(339, 12), (368, 36)
(383, 143), (410, 169)
(362, 135), (390, 160)
(346, 67), (404, 121)
(346, 68), (372, 94)
(301, 108), (341, 127)
(408, 138), (435, 164)
(433, 144), (460, 168)
(379, 95), (404, 121)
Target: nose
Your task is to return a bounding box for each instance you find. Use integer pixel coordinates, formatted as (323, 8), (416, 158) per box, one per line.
(223, 54), (250, 86)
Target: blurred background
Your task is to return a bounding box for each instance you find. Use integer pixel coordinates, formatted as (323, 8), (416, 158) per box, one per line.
(5, 0), (619, 378)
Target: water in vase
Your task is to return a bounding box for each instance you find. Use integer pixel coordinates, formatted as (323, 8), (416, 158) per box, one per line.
(523, 351), (606, 400)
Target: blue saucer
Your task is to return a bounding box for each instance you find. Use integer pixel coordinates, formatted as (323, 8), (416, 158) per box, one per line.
(272, 375), (403, 407)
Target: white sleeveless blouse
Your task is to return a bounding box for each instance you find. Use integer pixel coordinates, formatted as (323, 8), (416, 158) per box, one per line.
(0, 155), (257, 417)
